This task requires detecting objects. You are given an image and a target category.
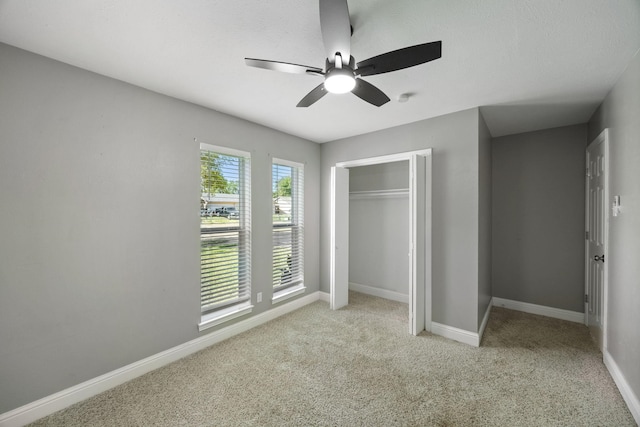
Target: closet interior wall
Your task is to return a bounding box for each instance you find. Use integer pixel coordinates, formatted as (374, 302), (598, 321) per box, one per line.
(348, 161), (410, 301)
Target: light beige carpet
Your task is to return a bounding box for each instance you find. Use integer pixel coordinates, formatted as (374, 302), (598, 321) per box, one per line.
(30, 292), (635, 426)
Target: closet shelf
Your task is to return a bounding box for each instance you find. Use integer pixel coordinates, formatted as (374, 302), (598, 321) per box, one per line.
(349, 188), (409, 199)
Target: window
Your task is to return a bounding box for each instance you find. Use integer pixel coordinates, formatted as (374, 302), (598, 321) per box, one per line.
(199, 144), (251, 330)
(272, 159), (304, 302)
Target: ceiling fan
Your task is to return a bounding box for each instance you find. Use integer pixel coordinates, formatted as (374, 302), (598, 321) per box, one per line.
(244, 0), (442, 107)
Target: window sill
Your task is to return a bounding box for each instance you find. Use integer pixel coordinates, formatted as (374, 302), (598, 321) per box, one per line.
(198, 302), (253, 332)
(272, 285), (306, 305)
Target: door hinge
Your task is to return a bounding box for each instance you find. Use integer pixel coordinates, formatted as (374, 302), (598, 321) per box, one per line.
(585, 294), (589, 303)
(585, 231), (589, 240)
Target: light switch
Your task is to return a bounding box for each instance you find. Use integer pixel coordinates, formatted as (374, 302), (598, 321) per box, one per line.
(612, 195), (621, 217)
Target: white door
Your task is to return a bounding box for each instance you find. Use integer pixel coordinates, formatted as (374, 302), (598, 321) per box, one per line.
(585, 130), (608, 350)
(409, 154), (426, 335)
(330, 166), (349, 310)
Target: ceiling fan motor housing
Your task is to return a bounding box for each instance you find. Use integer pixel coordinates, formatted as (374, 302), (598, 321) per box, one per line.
(325, 55), (356, 73)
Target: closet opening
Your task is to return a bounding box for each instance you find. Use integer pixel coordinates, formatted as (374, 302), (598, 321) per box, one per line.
(330, 149), (432, 335)
(349, 161), (410, 303)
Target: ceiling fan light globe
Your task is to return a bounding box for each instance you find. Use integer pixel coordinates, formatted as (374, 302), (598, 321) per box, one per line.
(324, 69), (356, 94)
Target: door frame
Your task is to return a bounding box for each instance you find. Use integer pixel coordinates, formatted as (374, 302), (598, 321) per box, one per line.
(584, 128), (609, 351)
(330, 148), (432, 335)
(330, 166), (350, 311)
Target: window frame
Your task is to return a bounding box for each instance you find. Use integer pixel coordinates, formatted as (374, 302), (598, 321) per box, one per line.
(198, 143), (252, 331)
(271, 157), (305, 304)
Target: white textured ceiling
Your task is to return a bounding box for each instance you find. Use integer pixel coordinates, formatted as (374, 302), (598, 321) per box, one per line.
(0, 0), (639, 143)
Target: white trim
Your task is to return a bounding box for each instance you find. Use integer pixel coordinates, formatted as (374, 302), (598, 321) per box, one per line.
(272, 157), (304, 169)
(432, 299), (492, 348)
(349, 189), (409, 200)
(330, 166), (349, 310)
(199, 142), (250, 159)
(604, 351), (640, 424)
(583, 143), (589, 327)
(336, 148), (432, 168)
(198, 303), (253, 332)
(423, 153), (432, 333)
(431, 322), (480, 347)
(492, 297), (584, 323)
(272, 285), (306, 304)
(333, 148), (432, 335)
(349, 282), (409, 304)
(0, 292), (322, 427)
(478, 298), (493, 344)
(318, 291), (330, 303)
(408, 153), (427, 336)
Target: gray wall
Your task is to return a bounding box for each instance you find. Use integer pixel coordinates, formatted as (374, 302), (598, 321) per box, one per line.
(321, 108), (482, 332)
(0, 43), (320, 413)
(349, 162), (409, 296)
(588, 50), (640, 405)
(477, 113), (492, 326)
(491, 124), (587, 312)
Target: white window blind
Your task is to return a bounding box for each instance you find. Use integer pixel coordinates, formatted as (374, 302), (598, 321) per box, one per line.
(272, 159), (304, 292)
(200, 144), (251, 315)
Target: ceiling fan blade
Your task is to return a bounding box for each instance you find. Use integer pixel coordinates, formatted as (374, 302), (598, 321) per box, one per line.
(245, 58), (323, 75)
(356, 41), (442, 77)
(352, 78), (390, 107)
(296, 83), (328, 107)
(319, 0), (351, 62)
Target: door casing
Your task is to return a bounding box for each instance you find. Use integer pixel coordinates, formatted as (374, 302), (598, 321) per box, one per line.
(330, 166), (349, 311)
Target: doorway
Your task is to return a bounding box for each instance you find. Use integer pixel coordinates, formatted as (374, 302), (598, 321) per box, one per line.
(585, 128), (609, 351)
(349, 161), (410, 304)
(330, 149), (432, 335)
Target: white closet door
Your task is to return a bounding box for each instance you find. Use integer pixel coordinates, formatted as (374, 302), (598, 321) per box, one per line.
(330, 166), (349, 310)
(409, 154), (426, 335)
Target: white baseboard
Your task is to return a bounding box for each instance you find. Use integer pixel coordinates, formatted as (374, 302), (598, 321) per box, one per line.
(349, 282), (409, 304)
(604, 350), (640, 425)
(478, 298), (493, 344)
(318, 291), (330, 303)
(492, 297), (584, 323)
(431, 322), (480, 347)
(429, 299), (492, 348)
(0, 291), (322, 427)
